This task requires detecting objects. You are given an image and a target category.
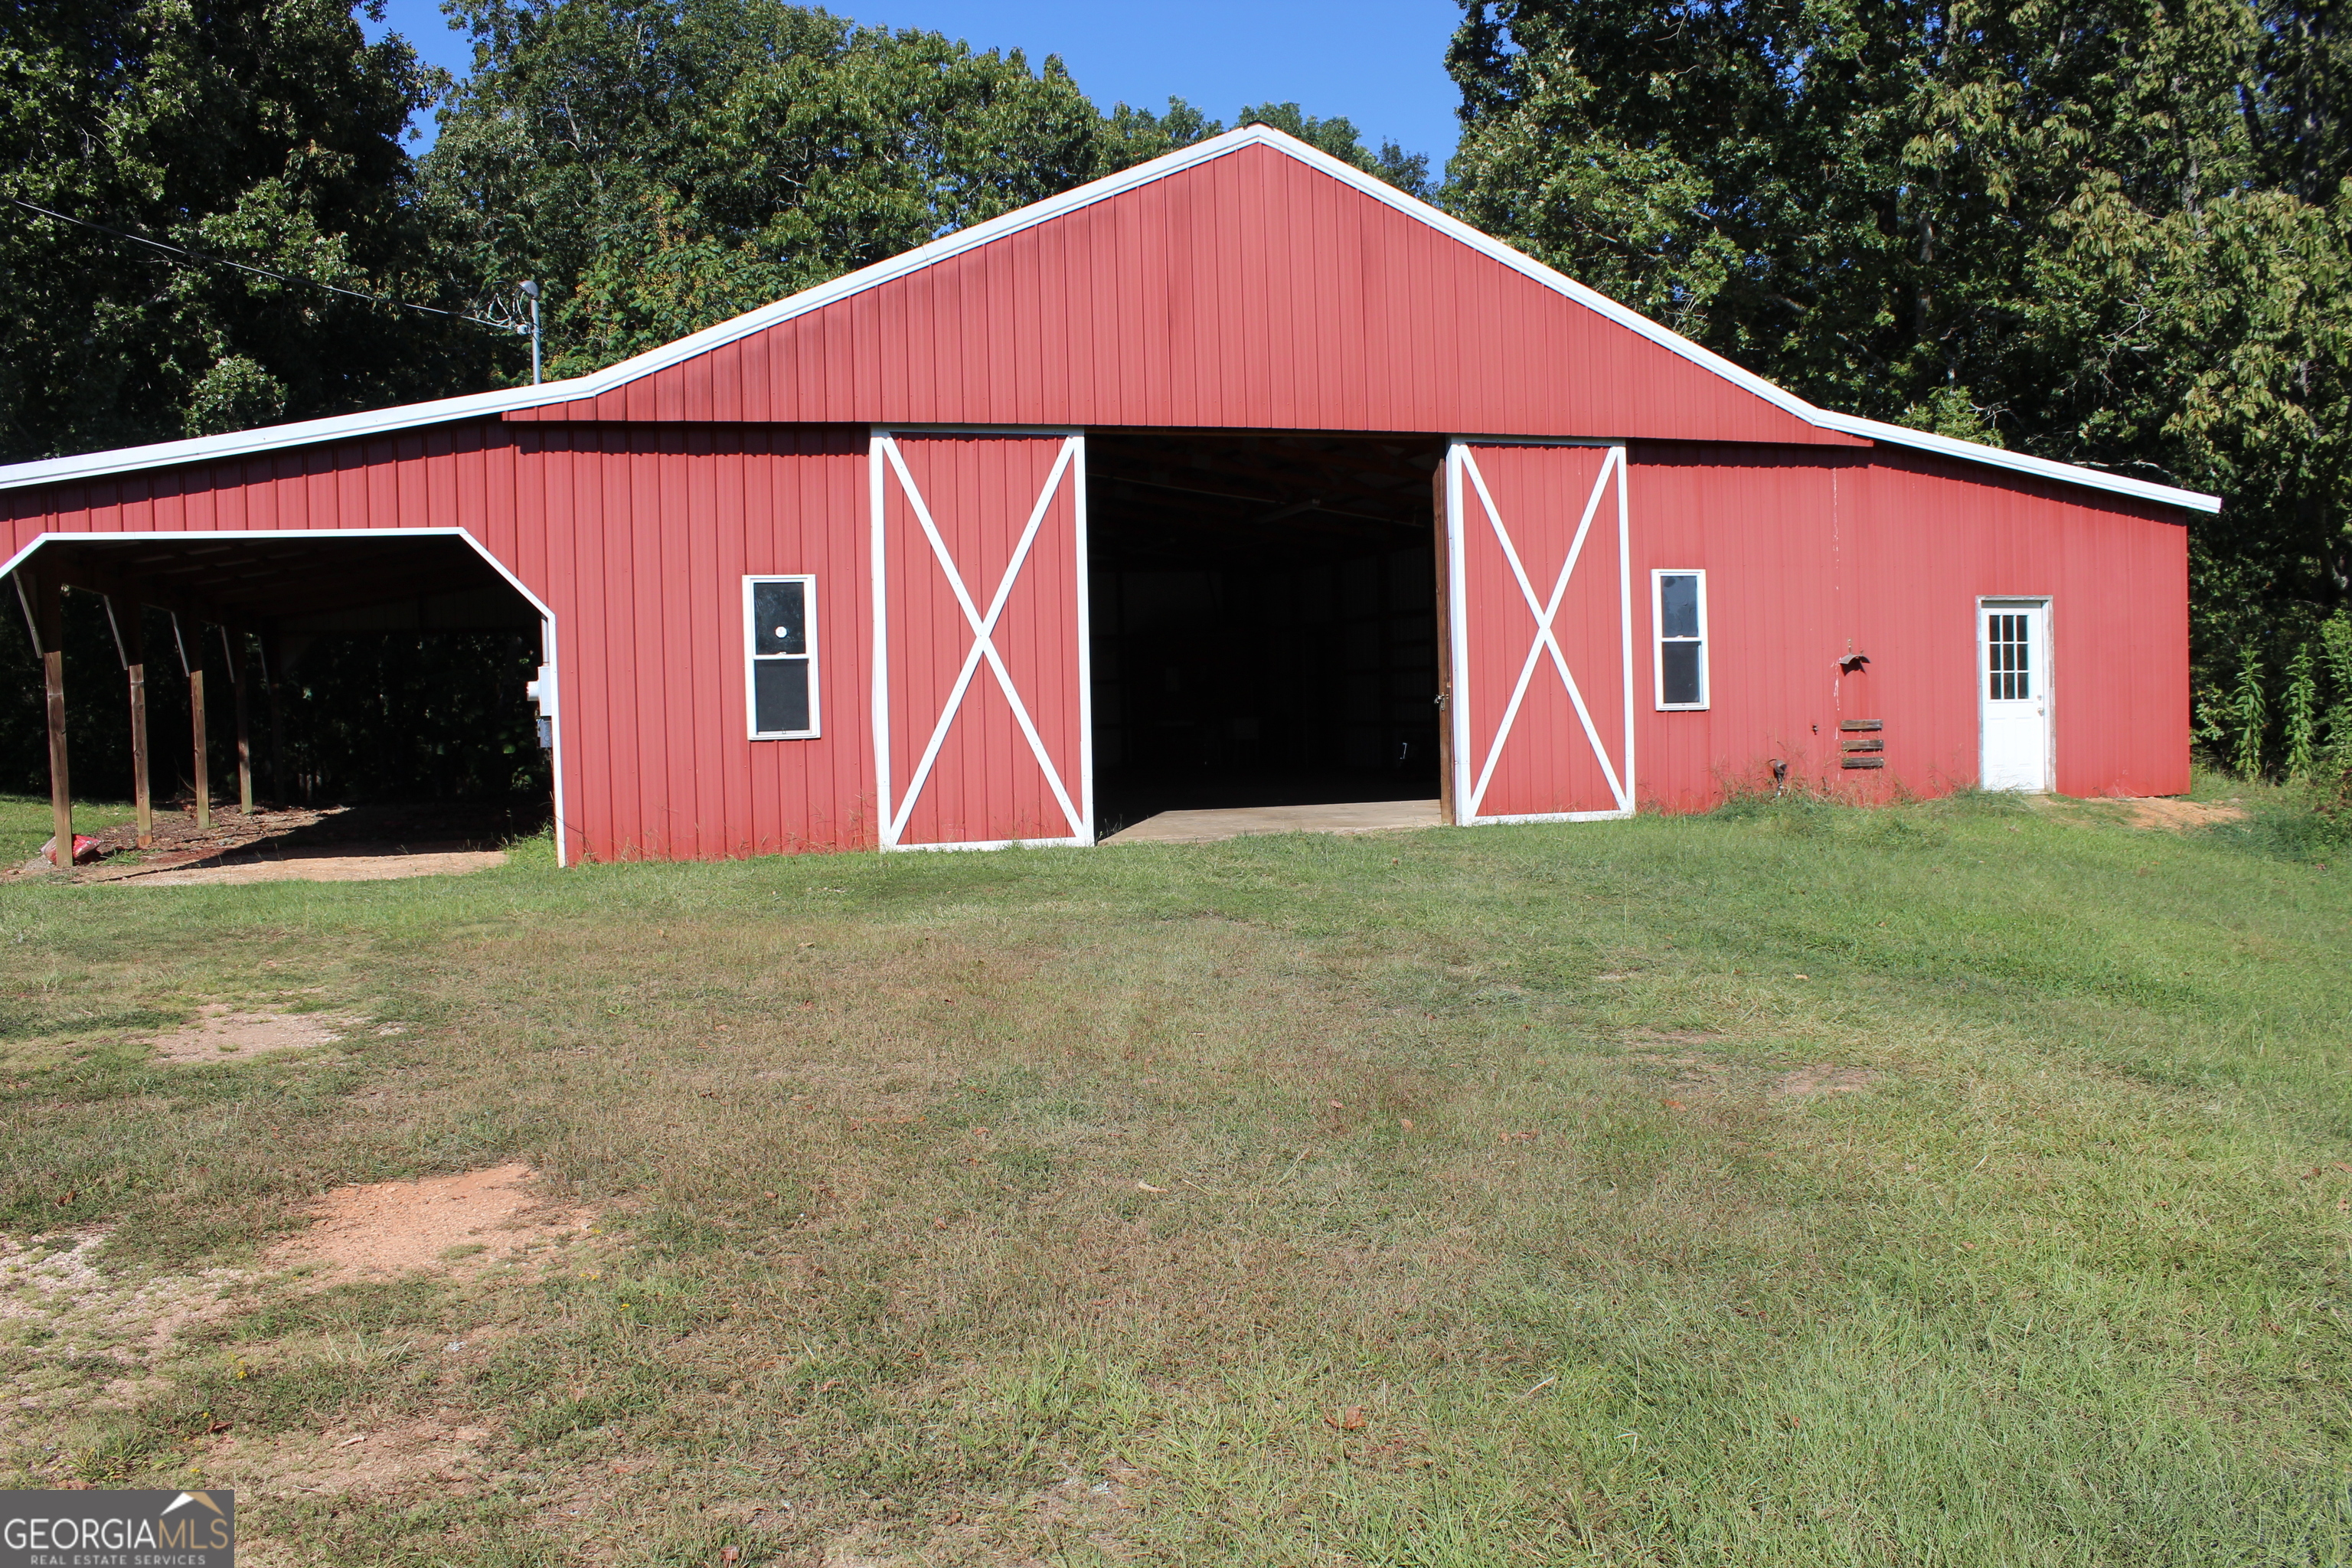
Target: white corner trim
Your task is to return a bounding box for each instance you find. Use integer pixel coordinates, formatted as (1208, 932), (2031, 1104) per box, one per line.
(0, 124), (2223, 517)
(1811, 412), (2222, 514)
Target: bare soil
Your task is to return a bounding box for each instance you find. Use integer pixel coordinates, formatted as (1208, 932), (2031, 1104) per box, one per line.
(140, 1004), (358, 1063)
(1773, 1064), (1881, 1097)
(5, 800), (536, 885)
(2120, 796), (2249, 831)
(126, 848), (505, 886)
(266, 1164), (593, 1284)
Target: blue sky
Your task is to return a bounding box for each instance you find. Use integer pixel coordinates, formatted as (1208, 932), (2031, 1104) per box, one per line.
(364, 0), (1467, 169)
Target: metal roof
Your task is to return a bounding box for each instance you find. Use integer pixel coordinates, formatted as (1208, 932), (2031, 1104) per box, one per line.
(0, 126), (2221, 515)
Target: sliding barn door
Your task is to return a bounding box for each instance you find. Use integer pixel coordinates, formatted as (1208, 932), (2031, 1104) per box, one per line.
(871, 429), (1093, 849)
(1446, 440), (1634, 824)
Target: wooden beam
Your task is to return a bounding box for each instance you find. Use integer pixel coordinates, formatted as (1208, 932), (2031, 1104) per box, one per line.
(106, 597), (154, 848)
(174, 614), (210, 831)
(35, 547), (251, 640)
(261, 634), (286, 807)
(222, 626), (253, 815)
(33, 574), (71, 870)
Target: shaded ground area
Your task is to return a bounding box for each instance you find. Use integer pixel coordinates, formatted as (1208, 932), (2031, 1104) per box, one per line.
(1101, 797), (1441, 844)
(7, 800), (542, 885)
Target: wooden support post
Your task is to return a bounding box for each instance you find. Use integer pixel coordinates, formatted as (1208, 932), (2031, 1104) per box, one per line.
(108, 598), (153, 849)
(35, 577), (71, 868)
(223, 626), (253, 815)
(262, 636), (286, 808)
(175, 614), (209, 831)
(191, 665), (209, 831)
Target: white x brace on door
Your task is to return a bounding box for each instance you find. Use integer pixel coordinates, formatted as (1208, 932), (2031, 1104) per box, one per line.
(1446, 439), (1635, 824)
(871, 429), (1093, 850)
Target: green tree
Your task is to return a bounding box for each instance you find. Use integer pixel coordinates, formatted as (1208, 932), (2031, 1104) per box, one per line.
(423, 1), (1444, 381)
(1232, 102), (1435, 198)
(424, 0), (1107, 377)
(0, 0), (499, 460)
(1445, 0), (2352, 702)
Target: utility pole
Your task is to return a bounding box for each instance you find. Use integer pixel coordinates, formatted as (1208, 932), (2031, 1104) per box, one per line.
(520, 280), (541, 385)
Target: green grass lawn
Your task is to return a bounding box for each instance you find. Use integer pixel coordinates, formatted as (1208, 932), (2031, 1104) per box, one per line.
(0, 782), (2346, 1566)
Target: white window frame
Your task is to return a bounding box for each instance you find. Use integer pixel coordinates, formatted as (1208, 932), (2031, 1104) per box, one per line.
(743, 574), (820, 740)
(1651, 568), (1710, 710)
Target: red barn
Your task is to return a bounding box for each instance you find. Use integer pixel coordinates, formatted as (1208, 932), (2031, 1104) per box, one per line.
(2, 126), (2214, 865)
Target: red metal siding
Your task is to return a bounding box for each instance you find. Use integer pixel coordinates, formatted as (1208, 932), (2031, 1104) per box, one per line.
(1625, 446), (2191, 808)
(6, 429), (2193, 862)
(1, 132), (2195, 861)
(1452, 443), (1633, 819)
(509, 144), (1856, 448)
(875, 433), (1087, 847)
(4, 423), (877, 864)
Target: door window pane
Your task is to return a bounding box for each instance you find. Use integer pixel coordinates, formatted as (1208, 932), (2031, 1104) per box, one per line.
(1988, 612), (2030, 701)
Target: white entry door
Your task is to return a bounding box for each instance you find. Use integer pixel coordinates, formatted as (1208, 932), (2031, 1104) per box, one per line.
(1979, 600), (2051, 791)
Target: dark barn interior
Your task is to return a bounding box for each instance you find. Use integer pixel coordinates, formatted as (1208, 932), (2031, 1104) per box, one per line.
(4, 535), (552, 861)
(1085, 432), (1444, 834)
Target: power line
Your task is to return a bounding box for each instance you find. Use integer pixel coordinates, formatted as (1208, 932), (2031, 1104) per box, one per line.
(5, 196), (516, 329)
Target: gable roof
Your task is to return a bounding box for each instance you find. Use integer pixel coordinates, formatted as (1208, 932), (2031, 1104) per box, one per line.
(0, 126), (2220, 513)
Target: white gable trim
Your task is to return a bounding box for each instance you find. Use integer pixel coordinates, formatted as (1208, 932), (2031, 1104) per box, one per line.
(1810, 411), (2218, 511)
(0, 126), (2220, 514)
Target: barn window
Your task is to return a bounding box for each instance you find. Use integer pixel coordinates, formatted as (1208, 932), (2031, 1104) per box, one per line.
(745, 576), (819, 739)
(1652, 570), (1709, 710)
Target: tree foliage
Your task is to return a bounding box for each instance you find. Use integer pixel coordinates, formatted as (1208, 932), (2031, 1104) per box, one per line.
(1445, 0), (2352, 732)
(0, 0), (1441, 799)
(421, 0), (1435, 378)
(0, 0), (498, 462)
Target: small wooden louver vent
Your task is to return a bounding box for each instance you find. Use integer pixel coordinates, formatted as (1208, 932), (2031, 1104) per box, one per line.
(1841, 718), (1885, 769)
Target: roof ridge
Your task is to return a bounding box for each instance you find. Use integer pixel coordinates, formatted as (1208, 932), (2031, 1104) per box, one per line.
(0, 125), (2220, 513)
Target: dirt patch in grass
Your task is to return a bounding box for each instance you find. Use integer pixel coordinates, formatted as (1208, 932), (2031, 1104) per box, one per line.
(266, 1165), (592, 1284)
(122, 848), (507, 887)
(0, 1227), (250, 1427)
(2120, 797), (2249, 831)
(1635, 1052), (1880, 1101)
(141, 1005), (358, 1063)
(1773, 1064), (1880, 1097)
(226, 1413), (499, 1499)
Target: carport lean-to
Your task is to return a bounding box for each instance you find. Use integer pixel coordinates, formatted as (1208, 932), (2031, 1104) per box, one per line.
(5, 529), (554, 871)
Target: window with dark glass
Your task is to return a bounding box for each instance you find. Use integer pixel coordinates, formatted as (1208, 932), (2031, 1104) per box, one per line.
(745, 576), (818, 738)
(1653, 570), (1709, 710)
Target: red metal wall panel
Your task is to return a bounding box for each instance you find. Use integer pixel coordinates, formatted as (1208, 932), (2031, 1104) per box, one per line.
(508, 144), (1854, 448)
(3, 423), (877, 864)
(1622, 446), (2191, 809)
(875, 433), (1087, 847)
(5, 426), (2190, 862)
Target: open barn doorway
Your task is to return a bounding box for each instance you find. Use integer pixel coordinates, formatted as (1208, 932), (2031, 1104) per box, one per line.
(3, 531), (557, 882)
(1085, 432), (1444, 841)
